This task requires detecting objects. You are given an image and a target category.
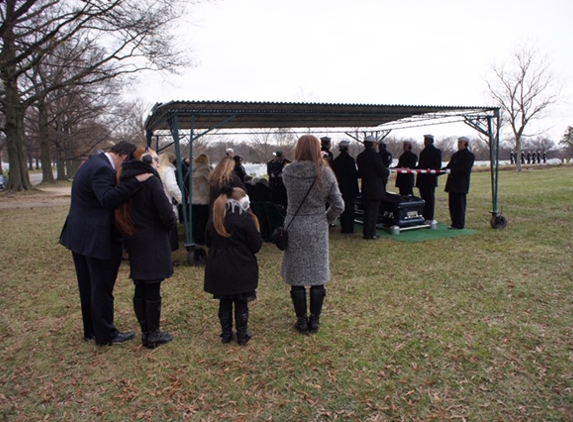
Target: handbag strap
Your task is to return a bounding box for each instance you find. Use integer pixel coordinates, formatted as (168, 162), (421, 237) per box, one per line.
(285, 177), (316, 230)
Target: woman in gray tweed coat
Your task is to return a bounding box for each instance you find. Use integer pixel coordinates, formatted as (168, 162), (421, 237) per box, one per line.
(281, 135), (344, 335)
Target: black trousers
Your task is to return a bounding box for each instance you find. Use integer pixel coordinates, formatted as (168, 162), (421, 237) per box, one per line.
(398, 186), (413, 196)
(339, 194), (356, 234)
(72, 242), (122, 343)
(192, 203), (209, 245)
(418, 186), (436, 221)
(362, 199), (381, 239)
(448, 192), (467, 229)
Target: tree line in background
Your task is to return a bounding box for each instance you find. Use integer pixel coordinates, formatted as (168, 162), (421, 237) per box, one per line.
(1, 3), (572, 190)
(163, 129), (567, 168)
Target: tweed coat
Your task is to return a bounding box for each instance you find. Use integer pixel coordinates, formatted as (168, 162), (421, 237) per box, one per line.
(395, 150), (418, 190)
(191, 164), (211, 205)
(280, 161), (344, 286)
(120, 160), (176, 281)
(444, 148), (475, 194)
(416, 144), (442, 189)
(204, 206), (263, 296)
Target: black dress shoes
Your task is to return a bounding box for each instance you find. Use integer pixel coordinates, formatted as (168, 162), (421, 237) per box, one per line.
(96, 331), (135, 346)
(112, 331), (135, 343)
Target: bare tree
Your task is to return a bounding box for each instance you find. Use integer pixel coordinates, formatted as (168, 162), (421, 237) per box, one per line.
(0, 0), (192, 191)
(560, 126), (573, 154)
(485, 44), (561, 171)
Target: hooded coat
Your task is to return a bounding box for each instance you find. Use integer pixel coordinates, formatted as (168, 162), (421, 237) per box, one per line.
(280, 161), (344, 286)
(119, 160), (176, 281)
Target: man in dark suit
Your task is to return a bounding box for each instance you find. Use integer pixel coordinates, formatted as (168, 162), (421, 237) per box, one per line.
(320, 136), (334, 163)
(377, 141), (393, 191)
(60, 141), (151, 346)
(444, 136), (475, 229)
(394, 141), (418, 196)
(416, 134), (442, 223)
(267, 150), (290, 209)
(332, 140), (359, 234)
(356, 136), (387, 239)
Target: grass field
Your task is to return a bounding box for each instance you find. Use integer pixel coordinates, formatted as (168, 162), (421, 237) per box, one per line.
(1, 166), (572, 421)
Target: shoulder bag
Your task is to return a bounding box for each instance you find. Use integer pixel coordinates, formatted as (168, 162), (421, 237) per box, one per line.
(272, 178), (316, 251)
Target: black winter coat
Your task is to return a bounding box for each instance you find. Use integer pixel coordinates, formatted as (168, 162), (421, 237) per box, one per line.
(120, 160), (176, 281)
(356, 147), (387, 200)
(445, 148), (475, 194)
(395, 150), (418, 189)
(204, 208), (263, 296)
(416, 145), (442, 188)
(331, 150), (359, 198)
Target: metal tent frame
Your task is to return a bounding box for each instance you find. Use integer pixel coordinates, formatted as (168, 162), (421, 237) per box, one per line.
(145, 100), (505, 257)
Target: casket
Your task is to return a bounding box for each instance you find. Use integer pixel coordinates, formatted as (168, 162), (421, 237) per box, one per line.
(355, 192), (427, 230)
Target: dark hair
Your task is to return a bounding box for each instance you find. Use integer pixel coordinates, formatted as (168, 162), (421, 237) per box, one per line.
(110, 141), (137, 157)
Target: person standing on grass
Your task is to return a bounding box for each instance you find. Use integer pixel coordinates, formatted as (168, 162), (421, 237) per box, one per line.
(191, 153), (212, 245)
(356, 135), (387, 240)
(208, 157), (246, 211)
(157, 152), (182, 252)
(204, 187), (262, 346)
(60, 141), (151, 346)
(443, 136), (475, 230)
(115, 147), (176, 349)
(281, 135), (344, 335)
(416, 134), (442, 223)
(331, 140), (359, 234)
(394, 141), (418, 196)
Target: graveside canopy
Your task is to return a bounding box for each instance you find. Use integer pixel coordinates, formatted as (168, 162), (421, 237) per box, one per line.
(144, 100), (504, 253)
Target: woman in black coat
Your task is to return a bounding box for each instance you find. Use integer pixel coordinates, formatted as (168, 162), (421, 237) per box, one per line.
(115, 147), (176, 349)
(204, 187), (263, 345)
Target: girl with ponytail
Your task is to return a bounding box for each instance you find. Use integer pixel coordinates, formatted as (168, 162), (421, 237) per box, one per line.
(203, 187), (262, 346)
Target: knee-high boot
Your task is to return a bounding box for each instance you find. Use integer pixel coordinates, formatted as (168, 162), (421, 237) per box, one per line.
(290, 288), (309, 335)
(133, 298), (147, 345)
(218, 299), (234, 343)
(145, 299), (174, 349)
(234, 300), (251, 346)
(309, 286), (326, 334)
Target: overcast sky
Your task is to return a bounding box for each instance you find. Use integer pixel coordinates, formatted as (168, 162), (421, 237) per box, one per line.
(134, 0), (573, 143)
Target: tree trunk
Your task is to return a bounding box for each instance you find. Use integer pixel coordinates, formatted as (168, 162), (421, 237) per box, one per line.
(4, 100), (33, 191)
(38, 101), (56, 183)
(2, 19), (32, 191)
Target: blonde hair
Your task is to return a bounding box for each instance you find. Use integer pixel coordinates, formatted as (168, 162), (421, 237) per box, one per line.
(294, 135), (325, 187)
(212, 187), (260, 237)
(115, 146), (157, 237)
(194, 153), (210, 167)
(158, 152), (175, 169)
(208, 157), (235, 189)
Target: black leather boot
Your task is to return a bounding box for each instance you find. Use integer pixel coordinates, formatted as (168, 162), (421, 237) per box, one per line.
(235, 300), (251, 346)
(290, 288), (309, 335)
(144, 300), (174, 349)
(218, 299), (234, 343)
(309, 286), (326, 334)
(133, 298), (147, 345)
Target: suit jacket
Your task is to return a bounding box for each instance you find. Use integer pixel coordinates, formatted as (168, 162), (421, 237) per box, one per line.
(59, 153), (140, 260)
(445, 148), (475, 194)
(331, 150), (359, 198)
(416, 145), (442, 188)
(395, 150), (418, 189)
(356, 147), (387, 200)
